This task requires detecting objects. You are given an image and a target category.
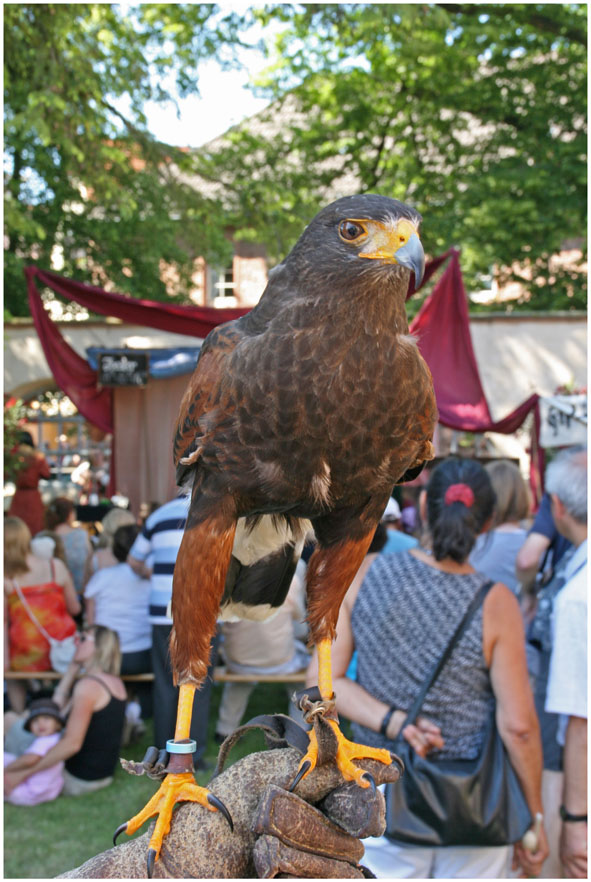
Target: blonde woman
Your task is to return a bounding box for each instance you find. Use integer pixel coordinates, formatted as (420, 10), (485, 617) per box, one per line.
(4, 625), (127, 797)
(4, 517), (80, 711)
(469, 459), (531, 594)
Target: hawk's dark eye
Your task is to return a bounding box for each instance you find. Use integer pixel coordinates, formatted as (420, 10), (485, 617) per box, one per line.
(339, 221), (366, 241)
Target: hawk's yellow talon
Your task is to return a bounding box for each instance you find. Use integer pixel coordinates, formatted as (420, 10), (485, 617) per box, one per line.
(293, 717), (392, 789)
(122, 772), (230, 865)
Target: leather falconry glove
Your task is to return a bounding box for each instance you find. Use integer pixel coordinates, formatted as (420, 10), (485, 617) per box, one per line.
(59, 692), (402, 879)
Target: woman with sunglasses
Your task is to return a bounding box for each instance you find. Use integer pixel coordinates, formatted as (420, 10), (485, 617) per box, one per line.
(4, 625), (126, 798)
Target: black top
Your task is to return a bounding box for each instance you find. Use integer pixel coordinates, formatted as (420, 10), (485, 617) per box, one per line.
(65, 676), (126, 781)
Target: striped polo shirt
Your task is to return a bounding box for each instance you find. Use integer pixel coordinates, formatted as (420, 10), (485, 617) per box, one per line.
(129, 494), (190, 626)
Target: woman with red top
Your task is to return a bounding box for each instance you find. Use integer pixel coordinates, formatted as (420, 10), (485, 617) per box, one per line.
(4, 517), (81, 711)
(8, 432), (51, 537)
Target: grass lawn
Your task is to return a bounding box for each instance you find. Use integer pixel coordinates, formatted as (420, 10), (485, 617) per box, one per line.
(4, 681), (292, 879)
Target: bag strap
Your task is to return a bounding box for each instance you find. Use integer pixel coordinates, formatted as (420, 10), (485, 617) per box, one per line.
(401, 579), (495, 728)
(13, 582), (56, 645)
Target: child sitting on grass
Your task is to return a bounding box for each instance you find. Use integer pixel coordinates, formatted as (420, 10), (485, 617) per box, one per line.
(4, 698), (65, 805)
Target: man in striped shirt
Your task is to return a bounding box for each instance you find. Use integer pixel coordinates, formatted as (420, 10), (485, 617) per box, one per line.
(129, 493), (217, 766)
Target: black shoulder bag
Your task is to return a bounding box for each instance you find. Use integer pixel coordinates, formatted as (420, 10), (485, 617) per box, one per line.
(386, 579), (532, 847)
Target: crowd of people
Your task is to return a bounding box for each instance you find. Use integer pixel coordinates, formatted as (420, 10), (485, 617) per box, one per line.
(3, 433), (587, 879)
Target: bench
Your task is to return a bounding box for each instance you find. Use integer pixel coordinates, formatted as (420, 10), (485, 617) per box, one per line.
(4, 668), (308, 685)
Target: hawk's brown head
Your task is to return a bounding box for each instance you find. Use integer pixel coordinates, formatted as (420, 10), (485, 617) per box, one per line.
(287, 194), (424, 287)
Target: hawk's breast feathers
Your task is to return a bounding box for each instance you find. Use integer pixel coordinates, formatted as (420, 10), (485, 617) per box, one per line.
(174, 194), (437, 522)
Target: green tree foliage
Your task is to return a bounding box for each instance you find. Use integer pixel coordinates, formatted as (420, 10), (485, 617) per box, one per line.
(196, 3), (586, 310)
(4, 4), (248, 317)
(3, 399), (28, 482)
(5, 5), (586, 317)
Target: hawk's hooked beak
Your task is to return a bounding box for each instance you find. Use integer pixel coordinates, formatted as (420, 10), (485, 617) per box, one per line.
(359, 218), (425, 287)
(393, 232), (425, 288)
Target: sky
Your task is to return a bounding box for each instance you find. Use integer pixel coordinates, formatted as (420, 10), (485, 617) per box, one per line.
(140, 4), (281, 149)
(144, 58), (272, 148)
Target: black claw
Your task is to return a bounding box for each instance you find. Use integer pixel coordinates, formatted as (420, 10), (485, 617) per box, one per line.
(362, 772), (376, 794)
(147, 848), (156, 878)
(288, 759), (311, 792)
(113, 822), (127, 846)
(389, 752), (405, 775)
(207, 792), (234, 832)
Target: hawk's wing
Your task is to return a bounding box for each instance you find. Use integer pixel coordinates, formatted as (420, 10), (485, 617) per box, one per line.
(172, 321), (244, 486)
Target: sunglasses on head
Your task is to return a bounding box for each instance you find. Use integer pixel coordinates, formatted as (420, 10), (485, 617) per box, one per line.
(77, 631), (95, 643)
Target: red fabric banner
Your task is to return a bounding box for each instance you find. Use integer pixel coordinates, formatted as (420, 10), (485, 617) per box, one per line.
(26, 267), (117, 493)
(24, 260), (436, 440)
(409, 251), (539, 432)
(25, 267), (115, 435)
(26, 266), (250, 337)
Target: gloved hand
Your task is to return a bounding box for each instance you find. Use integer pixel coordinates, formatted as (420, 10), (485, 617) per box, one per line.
(251, 778), (389, 878)
(59, 704), (402, 879)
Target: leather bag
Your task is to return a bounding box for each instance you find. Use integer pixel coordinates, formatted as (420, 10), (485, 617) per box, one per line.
(386, 579), (532, 847)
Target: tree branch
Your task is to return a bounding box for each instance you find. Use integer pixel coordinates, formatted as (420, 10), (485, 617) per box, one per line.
(99, 99), (188, 165)
(366, 125), (390, 191)
(436, 4), (586, 47)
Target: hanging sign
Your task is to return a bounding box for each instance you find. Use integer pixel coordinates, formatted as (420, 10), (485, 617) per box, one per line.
(539, 394), (587, 448)
(98, 351), (149, 387)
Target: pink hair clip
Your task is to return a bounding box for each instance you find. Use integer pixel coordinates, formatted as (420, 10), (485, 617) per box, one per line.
(444, 483), (475, 508)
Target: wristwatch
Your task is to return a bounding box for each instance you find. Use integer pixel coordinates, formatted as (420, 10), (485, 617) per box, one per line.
(559, 805), (587, 823)
(379, 705), (397, 737)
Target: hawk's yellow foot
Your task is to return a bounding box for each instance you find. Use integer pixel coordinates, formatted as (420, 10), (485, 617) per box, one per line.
(290, 719), (393, 791)
(113, 772), (234, 877)
(115, 772), (231, 875)
(114, 684), (232, 877)
(290, 638), (393, 791)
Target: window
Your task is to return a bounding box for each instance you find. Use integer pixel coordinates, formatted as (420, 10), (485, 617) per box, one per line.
(207, 263), (237, 308)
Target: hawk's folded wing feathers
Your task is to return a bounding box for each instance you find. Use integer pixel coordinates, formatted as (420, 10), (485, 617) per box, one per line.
(173, 323), (244, 485)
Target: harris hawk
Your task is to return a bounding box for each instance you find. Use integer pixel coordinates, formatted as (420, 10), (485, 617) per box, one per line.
(118, 193), (437, 873)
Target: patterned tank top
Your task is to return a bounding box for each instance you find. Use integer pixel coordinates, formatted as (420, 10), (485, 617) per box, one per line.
(351, 551), (495, 760)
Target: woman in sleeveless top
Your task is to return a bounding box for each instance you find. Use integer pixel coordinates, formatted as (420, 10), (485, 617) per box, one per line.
(4, 625), (127, 799)
(4, 517), (80, 711)
(307, 458), (548, 879)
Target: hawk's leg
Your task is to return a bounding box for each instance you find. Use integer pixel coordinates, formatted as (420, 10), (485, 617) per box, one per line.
(292, 531), (392, 789)
(117, 503), (236, 876)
